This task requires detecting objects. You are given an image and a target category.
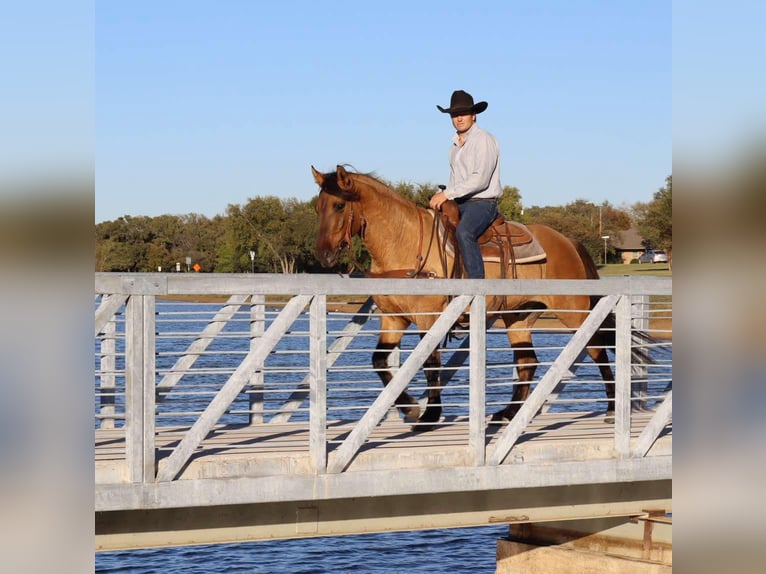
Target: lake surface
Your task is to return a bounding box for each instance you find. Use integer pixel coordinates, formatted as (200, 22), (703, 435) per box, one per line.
(96, 525), (507, 573)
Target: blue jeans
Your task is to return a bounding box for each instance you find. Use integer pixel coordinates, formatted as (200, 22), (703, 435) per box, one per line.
(456, 199), (498, 279)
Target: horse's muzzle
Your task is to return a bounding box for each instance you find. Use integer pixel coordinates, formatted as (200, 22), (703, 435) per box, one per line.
(317, 250), (337, 268)
(316, 242), (345, 268)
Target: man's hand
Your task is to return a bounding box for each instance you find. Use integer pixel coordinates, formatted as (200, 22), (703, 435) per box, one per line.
(429, 190), (448, 211)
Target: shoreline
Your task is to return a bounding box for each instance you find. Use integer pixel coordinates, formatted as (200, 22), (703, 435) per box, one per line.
(157, 295), (672, 339)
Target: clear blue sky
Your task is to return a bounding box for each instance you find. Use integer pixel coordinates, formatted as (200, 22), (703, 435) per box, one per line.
(95, 1), (671, 223)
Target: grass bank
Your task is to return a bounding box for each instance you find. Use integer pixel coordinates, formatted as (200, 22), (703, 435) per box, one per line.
(597, 262), (671, 277)
(594, 262), (671, 338)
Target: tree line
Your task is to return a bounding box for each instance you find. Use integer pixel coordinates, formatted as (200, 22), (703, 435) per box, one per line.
(95, 175), (671, 273)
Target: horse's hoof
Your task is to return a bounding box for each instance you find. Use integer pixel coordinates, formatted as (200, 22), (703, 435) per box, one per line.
(401, 407), (420, 424)
(410, 422), (437, 433)
(420, 406), (442, 423)
(411, 407), (442, 432)
(491, 407), (518, 423)
(604, 410), (615, 424)
(490, 411), (509, 423)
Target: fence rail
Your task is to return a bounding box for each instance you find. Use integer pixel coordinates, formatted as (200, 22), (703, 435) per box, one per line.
(95, 273), (672, 491)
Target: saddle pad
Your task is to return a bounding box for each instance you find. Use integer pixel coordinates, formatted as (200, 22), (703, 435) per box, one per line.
(481, 220), (546, 264)
(480, 242), (547, 264)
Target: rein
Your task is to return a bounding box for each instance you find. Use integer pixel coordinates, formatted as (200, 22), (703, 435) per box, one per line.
(344, 206), (445, 279)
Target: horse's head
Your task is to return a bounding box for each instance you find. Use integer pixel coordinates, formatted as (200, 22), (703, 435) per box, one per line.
(312, 165), (363, 268)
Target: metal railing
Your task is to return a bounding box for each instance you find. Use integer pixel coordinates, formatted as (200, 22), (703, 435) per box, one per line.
(95, 273), (672, 484)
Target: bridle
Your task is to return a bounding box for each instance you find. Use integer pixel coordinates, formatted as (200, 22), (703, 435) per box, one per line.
(338, 201), (447, 279)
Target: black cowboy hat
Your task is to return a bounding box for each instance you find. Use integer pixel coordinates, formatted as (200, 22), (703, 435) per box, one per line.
(436, 90), (488, 116)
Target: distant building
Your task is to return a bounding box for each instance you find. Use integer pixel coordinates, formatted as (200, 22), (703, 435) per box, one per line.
(612, 227), (646, 263)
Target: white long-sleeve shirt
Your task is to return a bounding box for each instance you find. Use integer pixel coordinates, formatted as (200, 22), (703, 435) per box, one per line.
(444, 124), (502, 201)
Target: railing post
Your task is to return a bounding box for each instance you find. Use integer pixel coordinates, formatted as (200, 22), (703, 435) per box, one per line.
(631, 294), (649, 410)
(614, 294), (632, 458)
(99, 314), (116, 429)
(309, 294), (328, 474)
(124, 294), (156, 482)
(469, 295), (486, 466)
(249, 294), (266, 424)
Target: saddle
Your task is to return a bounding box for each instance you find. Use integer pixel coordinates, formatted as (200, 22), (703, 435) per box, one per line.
(440, 200), (546, 278)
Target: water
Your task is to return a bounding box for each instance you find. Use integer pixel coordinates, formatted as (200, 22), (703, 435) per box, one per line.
(96, 525), (506, 573)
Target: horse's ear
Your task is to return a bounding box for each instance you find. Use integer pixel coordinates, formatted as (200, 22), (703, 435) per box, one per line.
(336, 165), (354, 192)
(311, 165), (324, 186)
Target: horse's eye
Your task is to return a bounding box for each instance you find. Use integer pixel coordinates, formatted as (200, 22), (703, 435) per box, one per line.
(334, 201), (345, 212)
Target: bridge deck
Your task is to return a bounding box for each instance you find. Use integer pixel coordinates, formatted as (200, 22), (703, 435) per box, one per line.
(96, 410), (671, 484)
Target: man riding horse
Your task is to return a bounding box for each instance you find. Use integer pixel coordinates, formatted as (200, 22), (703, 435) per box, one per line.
(429, 90), (502, 279)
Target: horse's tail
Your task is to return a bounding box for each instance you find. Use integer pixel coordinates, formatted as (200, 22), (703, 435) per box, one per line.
(569, 238), (612, 336)
(598, 309), (656, 368)
(570, 237), (655, 365)
(570, 237), (600, 280)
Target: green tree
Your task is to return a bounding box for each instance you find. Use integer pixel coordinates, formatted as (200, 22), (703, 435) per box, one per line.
(524, 199), (631, 263)
(230, 196), (320, 273)
(216, 204), (251, 272)
(392, 181), (440, 208)
(95, 215), (154, 271)
(288, 199), (322, 272)
(498, 185), (523, 221)
(633, 175), (672, 251)
(95, 174), (658, 273)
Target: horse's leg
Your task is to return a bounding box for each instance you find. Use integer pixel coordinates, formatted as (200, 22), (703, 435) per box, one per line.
(414, 342), (442, 431)
(491, 313), (541, 422)
(372, 315), (420, 423)
(586, 342), (615, 423)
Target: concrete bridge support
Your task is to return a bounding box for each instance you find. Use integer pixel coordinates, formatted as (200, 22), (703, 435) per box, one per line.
(496, 514), (671, 573)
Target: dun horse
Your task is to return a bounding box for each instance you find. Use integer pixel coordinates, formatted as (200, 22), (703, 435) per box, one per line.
(312, 165), (617, 429)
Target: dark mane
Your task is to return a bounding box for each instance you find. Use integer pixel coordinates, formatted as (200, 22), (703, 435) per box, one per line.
(321, 166), (418, 210)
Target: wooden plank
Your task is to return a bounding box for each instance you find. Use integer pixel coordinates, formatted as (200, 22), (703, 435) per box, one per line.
(632, 391), (672, 458)
(156, 294), (250, 396)
(95, 293), (128, 337)
(615, 295), (632, 457)
(309, 295), (327, 474)
(156, 295), (313, 482)
(469, 295), (487, 466)
(326, 295), (472, 474)
(269, 297), (376, 423)
(488, 295), (619, 466)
